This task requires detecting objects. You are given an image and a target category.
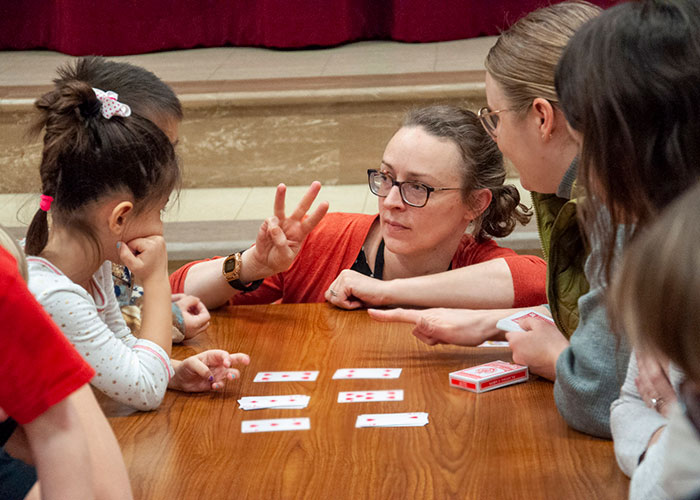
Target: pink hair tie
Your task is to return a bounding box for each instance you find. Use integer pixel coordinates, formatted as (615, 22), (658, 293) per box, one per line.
(92, 87), (131, 119)
(39, 194), (54, 212)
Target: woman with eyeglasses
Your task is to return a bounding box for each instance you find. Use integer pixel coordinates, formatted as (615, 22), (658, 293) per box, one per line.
(170, 105), (547, 311)
(369, 0), (628, 440)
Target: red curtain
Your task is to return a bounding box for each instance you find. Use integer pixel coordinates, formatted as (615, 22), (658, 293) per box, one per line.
(0, 0), (619, 56)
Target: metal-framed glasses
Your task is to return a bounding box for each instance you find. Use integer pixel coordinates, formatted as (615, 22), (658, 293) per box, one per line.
(367, 169), (461, 208)
(478, 106), (510, 139)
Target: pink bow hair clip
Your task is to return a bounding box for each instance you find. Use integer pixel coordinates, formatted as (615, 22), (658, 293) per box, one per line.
(92, 87), (131, 119)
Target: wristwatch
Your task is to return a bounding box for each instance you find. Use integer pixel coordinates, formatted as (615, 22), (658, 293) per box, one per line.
(222, 252), (263, 293)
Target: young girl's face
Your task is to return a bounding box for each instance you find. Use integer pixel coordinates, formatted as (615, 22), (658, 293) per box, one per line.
(120, 198), (168, 243)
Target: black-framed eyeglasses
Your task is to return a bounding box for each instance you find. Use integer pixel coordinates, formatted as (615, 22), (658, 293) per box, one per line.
(477, 106), (511, 139)
(367, 169), (461, 208)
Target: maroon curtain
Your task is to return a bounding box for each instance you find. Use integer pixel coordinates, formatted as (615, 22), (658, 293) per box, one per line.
(0, 0), (619, 56)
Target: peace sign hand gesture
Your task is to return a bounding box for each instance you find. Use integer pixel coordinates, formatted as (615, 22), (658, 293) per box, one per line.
(242, 181), (329, 281)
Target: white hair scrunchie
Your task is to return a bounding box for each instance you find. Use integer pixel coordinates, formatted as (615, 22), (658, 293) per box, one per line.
(92, 87), (131, 119)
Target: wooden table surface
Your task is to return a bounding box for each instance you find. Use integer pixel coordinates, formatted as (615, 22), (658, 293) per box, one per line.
(109, 303), (629, 500)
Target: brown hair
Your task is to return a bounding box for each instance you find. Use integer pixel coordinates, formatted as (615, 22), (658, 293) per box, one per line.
(55, 56), (182, 124)
(609, 181), (700, 383)
(556, 0), (700, 283)
(25, 79), (180, 257)
(403, 105), (530, 242)
(485, 1), (601, 115)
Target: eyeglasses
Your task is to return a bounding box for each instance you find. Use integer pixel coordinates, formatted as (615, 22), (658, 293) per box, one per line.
(478, 106), (510, 139)
(367, 169), (461, 208)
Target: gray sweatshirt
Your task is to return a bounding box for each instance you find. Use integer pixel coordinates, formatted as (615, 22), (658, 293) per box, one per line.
(551, 165), (631, 438)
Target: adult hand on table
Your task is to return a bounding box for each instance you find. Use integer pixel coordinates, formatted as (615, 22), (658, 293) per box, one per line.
(506, 317), (568, 381)
(241, 182), (329, 281)
(368, 307), (505, 346)
(635, 349), (677, 418)
(326, 269), (389, 309)
(169, 352), (250, 392)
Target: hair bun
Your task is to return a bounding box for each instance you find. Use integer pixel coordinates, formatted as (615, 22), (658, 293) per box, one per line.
(78, 92), (102, 119)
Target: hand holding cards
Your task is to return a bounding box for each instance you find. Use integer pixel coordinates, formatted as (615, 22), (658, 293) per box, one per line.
(496, 309), (555, 332)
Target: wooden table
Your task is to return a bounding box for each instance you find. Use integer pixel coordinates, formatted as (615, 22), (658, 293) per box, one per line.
(109, 304), (629, 499)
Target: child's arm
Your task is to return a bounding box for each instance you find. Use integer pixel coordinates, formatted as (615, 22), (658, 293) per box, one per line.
(23, 392), (93, 500)
(119, 235), (172, 356)
(32, 271), (173, 410)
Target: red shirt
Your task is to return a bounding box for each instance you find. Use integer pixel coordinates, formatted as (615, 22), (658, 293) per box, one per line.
(0, 247), (94, 425)
(170, 213), (547, 307)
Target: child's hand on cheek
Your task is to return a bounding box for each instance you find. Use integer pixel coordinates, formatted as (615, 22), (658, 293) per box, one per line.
(169, 351), (250, 392)
(118, 236), (168, 285)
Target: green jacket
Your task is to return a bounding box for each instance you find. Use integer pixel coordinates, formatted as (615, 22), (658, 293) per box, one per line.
(531, 190), (590, 338)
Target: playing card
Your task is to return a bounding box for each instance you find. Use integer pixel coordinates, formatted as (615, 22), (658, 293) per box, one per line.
(496, 309), (555, 332)
(253, 371), (319, 382)
(337, 390), (404, 403)
(355, 412), (429, 428)
(241, 417), (311, 433)
(332, 368), (402, 379)
(238, 395), (310, 410)
(477, 340), (510, 348)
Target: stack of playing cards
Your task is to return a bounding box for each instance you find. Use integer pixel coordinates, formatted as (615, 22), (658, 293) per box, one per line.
(355, 412), (429, 428)
(496, 309), (555, 332)
(332, 368), (401, 379)
(253, 371), (319, 382)
(241, 417), (311, 433)
(238, 395), (310, 410)
(337, 390), (404, 403)
(449, 360), (528, 393)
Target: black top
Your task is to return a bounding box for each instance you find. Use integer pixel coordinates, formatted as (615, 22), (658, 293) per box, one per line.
(350, 240), (385, 279)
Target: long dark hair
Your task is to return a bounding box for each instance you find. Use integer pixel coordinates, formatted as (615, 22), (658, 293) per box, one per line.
(403, 105), (531, 242)
(25, 80), (180, 257)
(555, 0), (700, 283)
(609, 180), (700, 383)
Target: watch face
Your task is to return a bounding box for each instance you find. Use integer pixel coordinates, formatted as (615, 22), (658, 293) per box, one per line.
(224, 257), (237, 273)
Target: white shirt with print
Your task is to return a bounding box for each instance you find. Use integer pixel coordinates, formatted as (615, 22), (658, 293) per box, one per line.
(27, 258), (173, 410)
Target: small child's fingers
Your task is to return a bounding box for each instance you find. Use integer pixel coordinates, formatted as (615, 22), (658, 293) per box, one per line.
(186, 355), (214, 381)
(229, 352), (251, 366)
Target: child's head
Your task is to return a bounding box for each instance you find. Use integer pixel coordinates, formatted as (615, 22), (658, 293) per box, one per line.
(610, 180), (700, 385)
(555, 0), (700, 275)
(54, 57), (182, 143)
(25, 78), (181, 258)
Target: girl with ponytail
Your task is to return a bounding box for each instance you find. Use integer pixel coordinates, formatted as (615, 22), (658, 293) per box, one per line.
(26, 78), (250, 411)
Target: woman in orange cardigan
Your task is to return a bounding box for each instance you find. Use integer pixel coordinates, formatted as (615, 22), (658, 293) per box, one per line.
(171, 105), (546, 314)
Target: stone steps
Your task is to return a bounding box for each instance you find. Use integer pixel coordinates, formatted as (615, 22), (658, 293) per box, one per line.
(0, 41), (541, 261)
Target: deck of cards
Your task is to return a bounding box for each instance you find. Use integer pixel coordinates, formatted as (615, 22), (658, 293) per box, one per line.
(449, 360), (528, 393)
(496, 309), (555, 332)
(238, 395), (310, 410)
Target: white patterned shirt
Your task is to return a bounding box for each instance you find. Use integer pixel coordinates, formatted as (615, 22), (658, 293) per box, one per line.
(27, 257), (173, 410)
